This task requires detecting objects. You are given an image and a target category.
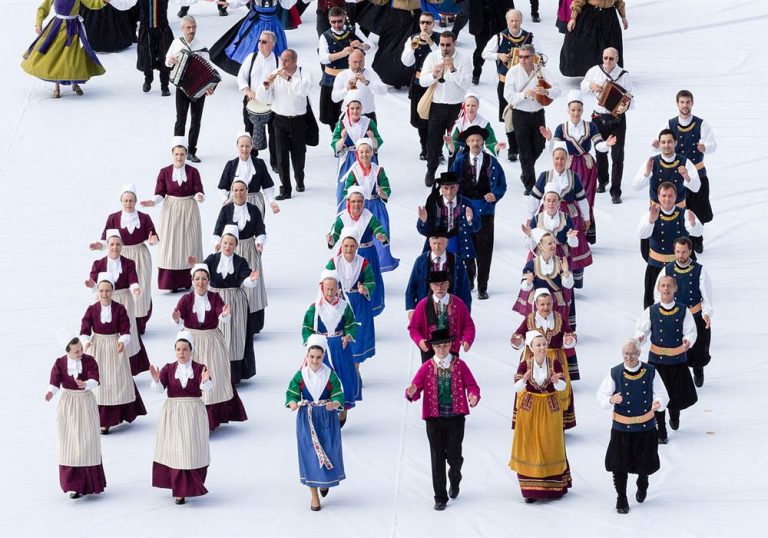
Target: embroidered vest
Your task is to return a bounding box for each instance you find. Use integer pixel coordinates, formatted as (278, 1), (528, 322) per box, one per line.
(648, 302), (688, 365)
(321, 29), (363, 86)
(650, 154), (688, 205)
(665, 261), (703, 314)
(648, 209), (688, 268)
(610, 363), (658, 432)
(669, 116), (706, 177)
(496, 29), (532, 76)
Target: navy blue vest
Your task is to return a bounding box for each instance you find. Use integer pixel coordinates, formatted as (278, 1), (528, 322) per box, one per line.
(648, 209), (688, 268)
(649, 154), (688, 205)
(496, 29), (533, 77)
(648, 302), (688, 365)
(610, 363), (657, 432)
(664, 261), (703, 315)
(321, 29), (363, 87)
(669, 116), (706, 178)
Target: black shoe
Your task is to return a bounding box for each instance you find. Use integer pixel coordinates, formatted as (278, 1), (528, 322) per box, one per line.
(449, 485), (460, 499)
(296, 184), (305, 193)
(320, 488), (330, 498)
(161, 87), (171, 97)
(524, 188), (532, 196)
(596, 184), (606, 193)
(471, 76), (480, 85)
(524, 497), (536, 504)
(616, 496), (630, 514)
(175, 497), (186, 505)
(657, 428), (668, 444)
(439, 154), (446, 164)
(478, 291), (489, 300)
(508, 152), (518, 162)
(187, 153), (201, 163)
(531, 13), (541, 23)
(419, 151), (427, 161)
(636, 487), (648, 504)
(693, 367), (704, 387)
(275, 193), (291, 201)
(425, 173), (434, 187)
(177, 7), (188, 18)
(100, 426), (110, 435)
(142, 81), (151, 93)
(218, 8), (228, 16)
(611, 195), (622, 204)
(69, 492), (82, 499)
(434, 501), (446, 511)
(669, 411), (680, 431)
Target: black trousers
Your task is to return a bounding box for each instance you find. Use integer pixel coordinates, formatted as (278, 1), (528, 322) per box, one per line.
(465, 214), (494, 292)
(425, 415), (465, 504)
(496, 81), (518, 154)
(643, 264), (663, 310)
(592, 113), (627, 197)
(427, 102), (462, 179)
(242, 105), (278, 170)
(512, 108), (546, 190)
(143, 65), (169, 88)
(174, 90), (205, 154)
(472, 31), (493, 79)
(272, 113), (307, 195)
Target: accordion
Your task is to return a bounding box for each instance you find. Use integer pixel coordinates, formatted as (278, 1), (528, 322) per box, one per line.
(597, 80), (631, 117)
(169, 49), (221, 101)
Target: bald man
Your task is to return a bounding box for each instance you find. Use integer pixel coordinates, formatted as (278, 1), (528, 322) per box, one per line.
(331, 49), (387, 122)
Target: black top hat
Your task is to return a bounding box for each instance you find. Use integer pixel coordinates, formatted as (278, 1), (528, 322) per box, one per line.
(437, 171), (460, 186)
(428, 328), (454, 346)
(428, 226), (449, 239)
(459, 124), (488, 142)
(428, 270), (450, 283)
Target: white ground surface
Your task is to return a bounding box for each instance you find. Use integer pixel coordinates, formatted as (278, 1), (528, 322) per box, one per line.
(1, 1), (767, 536)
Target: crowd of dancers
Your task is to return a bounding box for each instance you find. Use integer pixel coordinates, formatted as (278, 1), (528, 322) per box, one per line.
(27, 0), (716, 515)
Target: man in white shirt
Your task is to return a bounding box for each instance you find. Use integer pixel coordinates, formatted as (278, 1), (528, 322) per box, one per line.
(580, 47), (634, 203)
(503, 43), (561, 194)
(165, 16), (215, 163)
(256, 49), (313, 200)
(237, 30), (280, 168)
(420, 31), (472, 187)
(331, 49), (385, 123)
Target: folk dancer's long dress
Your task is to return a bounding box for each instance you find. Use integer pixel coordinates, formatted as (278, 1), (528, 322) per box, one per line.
(328, 208), (388, 315)
(47, 354), (106, 495)
(88, 255), (150, 376)
(201, 252), (259, 383)
(80, 301), (147, 428)
(514, 255), (576, 329)
(217, 154), (277, 219)
(509, 356), (572, 500)
(175, 290), (248, 431)
(80, 1), (135, 53)
(214, 201), (269, 334)
(22, 0), (107, 85)
(285, 366), (346, 488)
(152, 361), (211, 498)
(325, 254), (377, 363)
(153, 164), (204, 291)
(342, 161), (399, 272)
(97, 210), (156, 334)
(331, 114), (383, 209)
(560, 0), (625, 77)
(302, 298), (360, 409)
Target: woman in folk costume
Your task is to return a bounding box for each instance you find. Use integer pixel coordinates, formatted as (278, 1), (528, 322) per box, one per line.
(511, 289), (577, 430)
(443, 93), (504, 167)
(45, 333), (106, 499)
(540, 90), (616, 244)
(327, 187), (389, 316)
(80, 272), (146, 433)
(528, 144), (592, 289)
(141, 136), (205, 293)
(85, 229), (150, 376)
(286, 335), (346, 511)
(172, 264), (248, 432)
(325, 226), (377, 365)
(509, 331), (572, 503)
(89, 184), (158, 336)
(189, 225), (261, 384)
(80, 0), (136, 53)
(213, 179), (269, 335)
(21, 0), (115, 98)
(217, 133), (280, 219)
(331, 93), (383, 209)
(341, 139), (399, 272)
(514, 229), (576, 329)
(302, 270), (360, 424)
(150, 331), (212, 505)
(209, 0), (296, 76)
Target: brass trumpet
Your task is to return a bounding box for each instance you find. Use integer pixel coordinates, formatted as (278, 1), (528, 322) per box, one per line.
(411, 37), (421, 50)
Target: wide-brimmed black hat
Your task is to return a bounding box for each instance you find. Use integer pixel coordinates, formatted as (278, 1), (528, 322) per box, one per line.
(437, 171), (460, 186)
(428, 227), (449, 239)
(428, 328), (454, 345)
(459, 124), (488, 142)
(428, 270), (450, 283)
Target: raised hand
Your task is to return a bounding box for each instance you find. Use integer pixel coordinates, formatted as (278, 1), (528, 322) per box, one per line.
(566, 229), (578, 238)
(140, 200), (156, 207)
(148, 233), (159, 245)
(465, 206), (473, 223)
(288, 401), (298, 411)
(539, 126), (552, 140)
(649, 204), (661, 223)
(417, 206), (428, 223)
(524, 272), (534, 285)
(172, 309), (181, 323)
(606, 135), (617, 146)
(510, 333), (524, 348)
(610, 392), (623, 404)
(249, 269), (260, 281)
(687, 210), (696, 226)
(187, 255), (197, 266)
(222, 304), (231, 317)
(84, 278), (96, 288)
(89, 241), (104, 251)
(549, 371), (564, 384)
(214, 243), (222, 253)
(462, 341), (471, 352)
(644, 157), (653, 176)
(418, 339), (429, 352)
(560, 257), (570, 274)
(406, 384), (418, 397)
(521, 223), (532, 237)
(697, 142), (706, 153)
(678, 166), (690, 181)
(45, 391), (53, 401)
(201, 366), (210, 384)
(150, 364), (160, 383)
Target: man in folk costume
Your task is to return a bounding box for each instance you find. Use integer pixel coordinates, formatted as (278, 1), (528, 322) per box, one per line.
(652, 90), (717, 253)
(134, 0), (174, 96)
(633, 129), (700, 207)
(332, 49), (386, 123)
(481, 8), (539, 162)
(450, 125), (506, 300)
(596, 339), (668, 514)
(443, 93), (504, 166)
(406, 328), (481, 511)
(461, 0), (515, 85)
(654, 237), (713, 388)
(319, 7), (372, 131)
(580, 47), (634, 204)
(406, 227), (472, 317)
(635, 275), (698, 444)
(401, 11), (440, 160)
(417, 172), (481, 269)
(637, 182), (702, 310)
(408, 270), (475, 363)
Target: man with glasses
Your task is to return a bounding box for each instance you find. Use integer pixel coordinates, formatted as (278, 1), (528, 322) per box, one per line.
(319, 7), (371, 131)
(401, 13), (440, 160)
(314, 0), (347, 36)
(419, 32), (472, 187)
(580, 47), (634, 204)
(503, 43), (560, 195)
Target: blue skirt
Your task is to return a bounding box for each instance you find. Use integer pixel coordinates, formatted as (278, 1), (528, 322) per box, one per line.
(297, 405), (346, 487)
(357, 244), (385, 316)
(366, 198), (399, 273)
(325, 336), (361, 408)
(346, 291), (375, 363)
(225, 8), (288, 66)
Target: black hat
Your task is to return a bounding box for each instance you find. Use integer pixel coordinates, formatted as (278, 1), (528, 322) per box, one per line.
(428, 227), (449, 239)
(437, 172), (460, 186)
(459, 125), (488, 142)
(428, 270), (450, 283)
(428, 328), (454, 345)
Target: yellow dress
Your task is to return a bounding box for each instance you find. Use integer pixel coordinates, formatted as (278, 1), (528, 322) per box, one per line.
(21, 0), (107, 84)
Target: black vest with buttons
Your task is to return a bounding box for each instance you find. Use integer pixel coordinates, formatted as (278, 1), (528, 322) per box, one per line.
(610, 363), (657, 432)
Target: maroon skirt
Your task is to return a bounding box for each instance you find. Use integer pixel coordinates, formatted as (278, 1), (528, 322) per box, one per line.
(59, 463), (107, 495)
(207, 387), (248, 432)
(98, 383), (147, 428)
(129, 339), (150, 376)
(158, 268), (192, 291)
(517, 462), (572, 500)
(152, 462), (208, 497)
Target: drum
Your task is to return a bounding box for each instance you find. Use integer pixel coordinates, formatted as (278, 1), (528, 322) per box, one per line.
(246, 98), (272, 117)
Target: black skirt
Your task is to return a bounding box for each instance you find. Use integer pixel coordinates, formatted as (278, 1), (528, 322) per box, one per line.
(319, 84), (341, 127)
(209, 16), (251, 76)
(605, 428), (660, 475)
(81, 4), (136, 53)
(559, 4), (623, 77)
(371, 9), (419, 88)
(687, 315), (712, 368)
(686, 176), (714, 223)
(136, 26), (174, 72)
(655, 362), (698, 411)
(355, 2), (387, 35)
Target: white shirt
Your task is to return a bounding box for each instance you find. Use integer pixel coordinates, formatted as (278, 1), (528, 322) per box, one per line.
(653, 261), (714, 317)
(120, 211), (139, 234)
(430, 251), (446, 270)
(419, 49), (472, 105)
(580, 64), (636, 114)
(331, 68), (387, 114)
(401, 34), (438, 67)
(319, 27), (374, 65)
(432, 352), (454, 370)
(237, 51), (280, 92)
(637, 207), (703, 239)
(503, 63), (561, 112)
(634, 300), (698, 347)
(633, 153), (701, 194)
(256, 67), (313, 116)
(481, 30), (540, 62)
(165, 36), (209, 68)
(513, 358), (566, 392)
(652, 114), (717, 154)
(595, 361), (669, 410)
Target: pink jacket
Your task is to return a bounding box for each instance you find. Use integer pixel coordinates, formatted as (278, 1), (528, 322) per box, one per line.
(406, 358), (481, 419)
(407, 295), (476, 356)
